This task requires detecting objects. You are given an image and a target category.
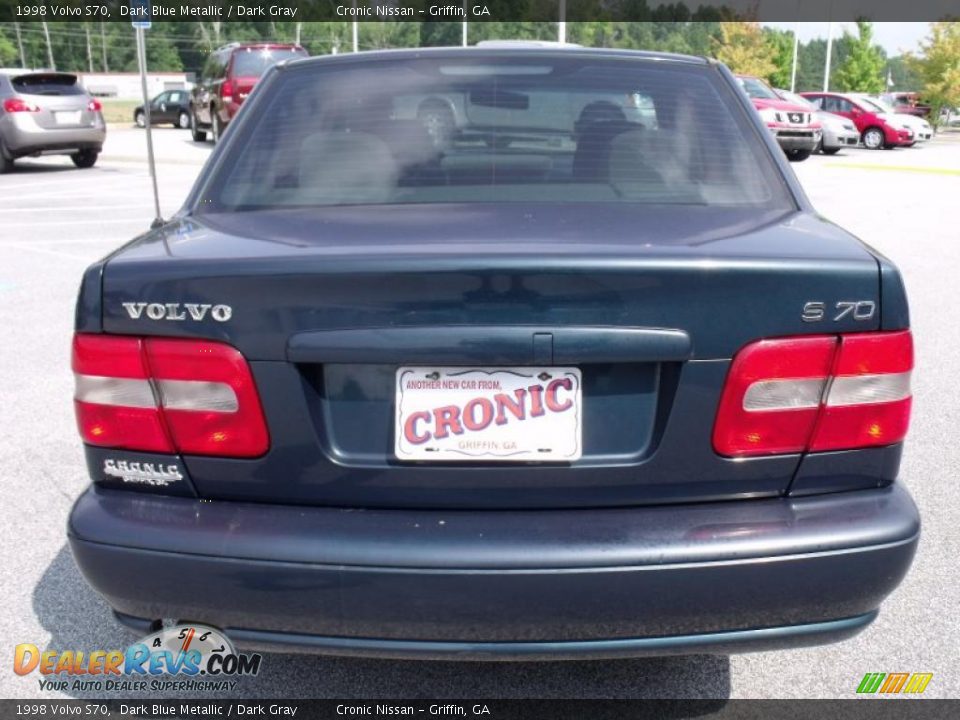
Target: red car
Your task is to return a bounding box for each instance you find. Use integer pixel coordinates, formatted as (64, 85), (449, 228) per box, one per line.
(801, 92), (914, 150)
(190, 42), (308, 143)
(736, 75), (821, 161)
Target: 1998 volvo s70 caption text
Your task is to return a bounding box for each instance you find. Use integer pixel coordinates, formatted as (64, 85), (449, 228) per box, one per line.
(67, 47), (919, 660)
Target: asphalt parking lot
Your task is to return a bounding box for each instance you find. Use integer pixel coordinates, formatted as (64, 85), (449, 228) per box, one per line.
(1, 126), (958, 701)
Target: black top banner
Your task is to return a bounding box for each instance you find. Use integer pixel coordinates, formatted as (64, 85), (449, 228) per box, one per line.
(1, 0), (958, 23)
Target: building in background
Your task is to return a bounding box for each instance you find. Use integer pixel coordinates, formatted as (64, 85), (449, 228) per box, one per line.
(78, 72), (194, 99)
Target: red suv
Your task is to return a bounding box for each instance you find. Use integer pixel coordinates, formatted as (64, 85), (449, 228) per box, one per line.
(801, 92), (914, 150)
(882, 92), (932, 118)
(736, 75), (821, 162)
(190, 42), (308, 143)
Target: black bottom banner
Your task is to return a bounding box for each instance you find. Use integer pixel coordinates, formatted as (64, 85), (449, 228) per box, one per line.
(3, 699), (959, 720)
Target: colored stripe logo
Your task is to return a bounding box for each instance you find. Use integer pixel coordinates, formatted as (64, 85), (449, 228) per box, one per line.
(857, 672), (933, 694)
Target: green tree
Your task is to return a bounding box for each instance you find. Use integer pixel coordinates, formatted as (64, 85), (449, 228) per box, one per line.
(886, 55), (920, 91)
(419, 21), (461, 48)
(834, 20), (885, 93)
(762, 27), (795, 89)
(359, 22), (420, 51)
(297, 22), (353, 56)
(0, 29), (18, 66)
(713, 22), (776, 79)
(568, 22), (631, 48)
(907, 21), (960, 128)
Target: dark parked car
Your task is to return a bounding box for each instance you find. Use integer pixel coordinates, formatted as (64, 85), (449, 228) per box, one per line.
(0, 71), (105, 172)
(134, 89), (192, 129)
(69, 48), (918, 660)
(190, 42), (308, 143)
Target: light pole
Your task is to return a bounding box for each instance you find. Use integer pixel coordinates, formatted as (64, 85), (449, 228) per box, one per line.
(352, 0), (358, 52)
(790, 23), (800, 92)
(558, 0), (567, 44)
(135, 25), (162, 228)
(823, 21), (834, 92)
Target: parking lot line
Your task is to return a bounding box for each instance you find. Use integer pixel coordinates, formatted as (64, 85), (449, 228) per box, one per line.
(5, 188), (154, 203)
(2, 243), (95, 262)
(0, 235), (146, 247)
(0, 204), (154, 213)
(828, 162), (960, 176)
(1, 218), (153, 227)
(0, 172), (148, 189)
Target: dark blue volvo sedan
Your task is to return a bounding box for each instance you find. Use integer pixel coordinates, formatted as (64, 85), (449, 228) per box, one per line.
(68, 47), (918, 660)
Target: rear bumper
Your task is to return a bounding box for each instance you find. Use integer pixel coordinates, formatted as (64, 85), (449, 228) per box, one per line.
(2, 118), (105, 158)
(822, 129), (860, 149)
(68, 484), (919, 659)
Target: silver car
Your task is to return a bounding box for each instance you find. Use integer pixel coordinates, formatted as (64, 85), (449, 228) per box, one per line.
(776, 89), (859, 154)
(860, 95), (934, 143)
(0, 71), (106, 173)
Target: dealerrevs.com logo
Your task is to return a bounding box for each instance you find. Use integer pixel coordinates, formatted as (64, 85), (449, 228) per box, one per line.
(15, 624), (262, 693)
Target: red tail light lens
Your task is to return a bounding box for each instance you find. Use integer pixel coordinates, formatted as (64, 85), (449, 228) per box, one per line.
(87, 98), (102, 112)
(3, 97), (40, 113)
(221, 80), (234, 101)
(713, 336), (836, 456)
(72, 335), (269, 458)
(72, 335), (172, 453)
(810, 331), (913, 451)
(713, 331), (913, 457)
(145, 338), (269, 457)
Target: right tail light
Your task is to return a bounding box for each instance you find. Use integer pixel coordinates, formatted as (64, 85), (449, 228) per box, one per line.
(713, 331), (913, 457)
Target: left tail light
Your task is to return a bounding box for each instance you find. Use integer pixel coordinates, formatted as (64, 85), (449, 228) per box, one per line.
(3, 97), (40, 113)
(713, 331), (913, 457)
(72, 334), (269, 458)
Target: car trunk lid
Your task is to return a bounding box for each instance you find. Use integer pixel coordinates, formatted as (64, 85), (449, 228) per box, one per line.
(99, 204), (881, 509)
(12, 73), (97, 130)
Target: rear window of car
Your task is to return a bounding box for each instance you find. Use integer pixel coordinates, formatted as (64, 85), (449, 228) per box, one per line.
(778, 90), (815, 110)
(12, 74), (84, 96)
(862, 97), (895, 114)
(736, 76), (778, 101)
(199, 54), (793, 212)
(231, 47), (307, 78)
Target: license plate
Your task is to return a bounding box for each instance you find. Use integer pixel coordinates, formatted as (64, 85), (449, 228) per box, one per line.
(55, 111), (81, 125)
(395, 367), (582, 462)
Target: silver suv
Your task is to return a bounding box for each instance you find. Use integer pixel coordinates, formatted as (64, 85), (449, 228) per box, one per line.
(0, 71), (106, 172)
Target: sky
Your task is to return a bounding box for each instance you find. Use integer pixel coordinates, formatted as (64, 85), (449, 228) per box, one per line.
(762, 22), (932, 56)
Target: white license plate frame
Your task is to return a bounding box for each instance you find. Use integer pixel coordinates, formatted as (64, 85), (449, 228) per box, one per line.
(54, 111), (82, 125)
(395, 367), (582, 463)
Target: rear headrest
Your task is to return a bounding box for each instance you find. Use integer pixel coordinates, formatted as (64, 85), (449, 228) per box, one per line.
(575, 101), (627, 135)
(608, 129), (667, 191)
(298, 131), (398, 203)
(371, 120), (440, 169)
